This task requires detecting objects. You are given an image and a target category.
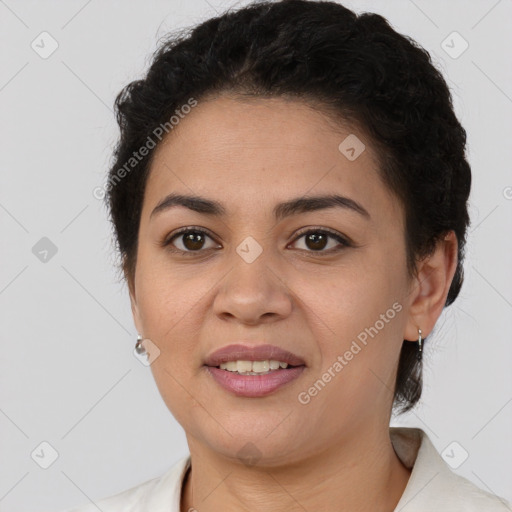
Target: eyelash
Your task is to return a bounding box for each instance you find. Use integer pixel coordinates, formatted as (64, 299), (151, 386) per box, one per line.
(160, 226), (353, 256)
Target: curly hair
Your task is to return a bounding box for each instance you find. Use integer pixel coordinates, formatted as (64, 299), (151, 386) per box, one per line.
(104, 0), (471, 414)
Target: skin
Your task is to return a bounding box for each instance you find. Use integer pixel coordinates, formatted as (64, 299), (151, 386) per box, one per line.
(127, 94), (458, 512)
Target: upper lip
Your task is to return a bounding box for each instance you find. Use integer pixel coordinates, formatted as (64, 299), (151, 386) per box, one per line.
(204, 344), (306, 367)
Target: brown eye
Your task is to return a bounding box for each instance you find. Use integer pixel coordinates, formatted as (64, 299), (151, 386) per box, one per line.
(181, 231), (207, 251)
(163, 228), (219, 254)
(290, 228), (351, 254)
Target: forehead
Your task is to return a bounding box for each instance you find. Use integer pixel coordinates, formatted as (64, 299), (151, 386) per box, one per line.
(142, 96), (401, 225)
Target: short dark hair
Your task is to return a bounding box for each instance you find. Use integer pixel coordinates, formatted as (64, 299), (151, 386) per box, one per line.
(105, 0), (471, 414)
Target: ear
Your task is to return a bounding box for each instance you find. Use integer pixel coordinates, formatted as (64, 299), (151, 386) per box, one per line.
(404, 230), (458, 342)
(124, 262), (144, 335)
(128, 286), (144, 336)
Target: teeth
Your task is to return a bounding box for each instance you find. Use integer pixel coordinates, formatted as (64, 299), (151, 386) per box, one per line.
(237, 360), (252, 373)
(252, 360), (269, 372)
(269, 360), (280, 370)
(219, 359), (289, 373)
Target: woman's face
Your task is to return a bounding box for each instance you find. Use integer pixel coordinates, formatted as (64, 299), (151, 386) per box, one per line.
(129, 95), (417, 465)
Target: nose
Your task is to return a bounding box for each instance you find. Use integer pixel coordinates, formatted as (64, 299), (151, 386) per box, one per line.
(212, 250), (293, 325)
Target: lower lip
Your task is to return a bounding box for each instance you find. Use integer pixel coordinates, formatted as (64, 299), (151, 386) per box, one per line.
(205, 366), (305, 397)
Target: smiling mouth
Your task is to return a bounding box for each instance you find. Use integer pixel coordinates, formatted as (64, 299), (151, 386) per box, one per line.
(211, 359), (304, 375)
(205, 361), (306, 397)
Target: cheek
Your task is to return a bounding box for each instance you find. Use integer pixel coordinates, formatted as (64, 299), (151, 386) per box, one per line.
(306, 264), (399, 340)
(303, 263), (406, 393)
(134, 257), (214, 367)
(134, 251), (203, 340)
(140, 291), (207, 430)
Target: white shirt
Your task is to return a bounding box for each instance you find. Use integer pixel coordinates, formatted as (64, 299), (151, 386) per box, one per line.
(63, 427), (511, 511)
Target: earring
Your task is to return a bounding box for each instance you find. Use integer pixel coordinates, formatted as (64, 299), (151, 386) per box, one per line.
(417, 328), (423, 361)
(135, 334), (146, 355)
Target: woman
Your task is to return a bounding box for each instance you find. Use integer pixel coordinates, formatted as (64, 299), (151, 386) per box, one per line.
(64, 0), (511, 510)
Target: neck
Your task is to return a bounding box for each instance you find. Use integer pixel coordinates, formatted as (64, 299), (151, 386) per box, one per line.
(180, 425), (412, 512)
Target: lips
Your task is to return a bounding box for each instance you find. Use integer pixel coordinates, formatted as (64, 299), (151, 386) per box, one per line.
(203, 343), (306, 367)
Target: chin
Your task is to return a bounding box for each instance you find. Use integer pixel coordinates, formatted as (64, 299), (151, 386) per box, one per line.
(197, 421), (307, 467)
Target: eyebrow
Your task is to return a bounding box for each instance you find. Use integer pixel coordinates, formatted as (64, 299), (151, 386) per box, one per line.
(150, 193), (371, 221)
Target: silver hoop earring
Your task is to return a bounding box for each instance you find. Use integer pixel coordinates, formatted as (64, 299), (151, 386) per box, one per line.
(417, 328), (423, 361)
(135, 334), (146, 355)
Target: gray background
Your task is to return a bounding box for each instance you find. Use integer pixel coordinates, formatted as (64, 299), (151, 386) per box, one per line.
(1, 0), (511, 510)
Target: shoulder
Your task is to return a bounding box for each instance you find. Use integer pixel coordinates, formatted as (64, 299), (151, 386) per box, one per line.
(59, 456), (190, 512)
(420, 468), (512, 510)
(448, 473), (512, 511)
(391, 427), (512, 511)
(61, 478), (158, 512)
